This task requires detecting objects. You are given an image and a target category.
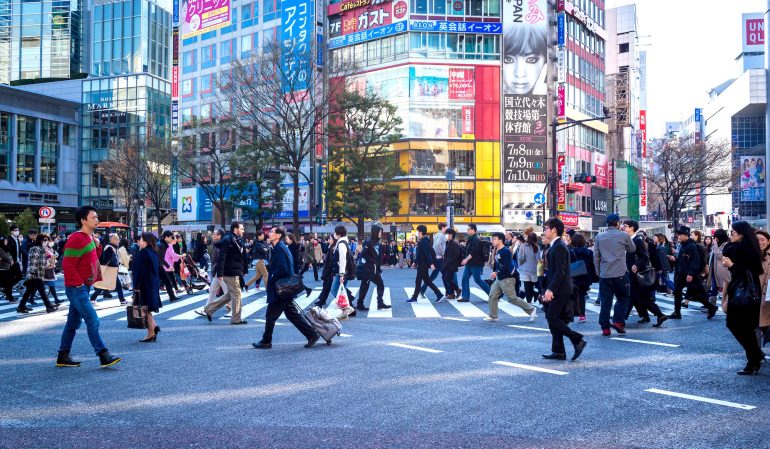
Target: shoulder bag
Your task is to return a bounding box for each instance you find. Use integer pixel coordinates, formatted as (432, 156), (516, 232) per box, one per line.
(275, 245), (306, 299)
(732, 271), (761, 306)
(126, 289), (148, 329)
(636, 267), (657, 288)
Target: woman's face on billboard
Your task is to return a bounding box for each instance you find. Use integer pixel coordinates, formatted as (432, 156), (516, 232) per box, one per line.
(503, 53), (545, 95)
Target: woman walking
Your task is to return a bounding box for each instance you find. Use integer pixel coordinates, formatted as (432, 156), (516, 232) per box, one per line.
(755, 230), (770, 350)
(518, 233), (541, 304)
(721, 221), (764, 375)
(286, 233), (302, 275)
(655, 233), (676, 296)
(246, 232), (270, 289)
(43, 235), (62, 306)
(17, 234), (58, 314)
(132, 232), (162, 342)
(708, 230), (731, 305)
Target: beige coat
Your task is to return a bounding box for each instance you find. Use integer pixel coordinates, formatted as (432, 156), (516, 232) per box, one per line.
(710, 242), (731, 289)
(760, 252), (770, 328)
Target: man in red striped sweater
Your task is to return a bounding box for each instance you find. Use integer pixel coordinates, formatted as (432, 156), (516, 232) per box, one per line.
(56, 206), (121, 368)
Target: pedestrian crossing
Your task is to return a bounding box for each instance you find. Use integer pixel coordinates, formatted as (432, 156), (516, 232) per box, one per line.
(0, 285), (722, 323)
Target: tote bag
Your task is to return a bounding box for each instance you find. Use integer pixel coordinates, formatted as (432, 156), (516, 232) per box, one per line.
(93, 265), (118, 290)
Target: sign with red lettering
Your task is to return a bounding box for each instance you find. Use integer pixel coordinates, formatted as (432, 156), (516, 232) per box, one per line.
(559, 213), (579, 227)
(743, 13), (765, 52)
(448, 68), (475, 100)
(336, 0), (407, 37)
(639, 110), (647, 158)
(172, 67), (179, 99)
(557, 155), (566, 211)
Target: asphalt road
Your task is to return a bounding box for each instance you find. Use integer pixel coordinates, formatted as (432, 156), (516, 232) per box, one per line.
(1, 266), (768, 449)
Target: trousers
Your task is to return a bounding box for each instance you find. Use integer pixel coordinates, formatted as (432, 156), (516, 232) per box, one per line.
(545, 294), (584, 354)
(412, 264), (442, 300)
(487, 277), (535, 319)
(673, 273), (712, 314)
(204, 276), (243, 323)
(261, 296), (317, 344)
(358, 272), (385, 306)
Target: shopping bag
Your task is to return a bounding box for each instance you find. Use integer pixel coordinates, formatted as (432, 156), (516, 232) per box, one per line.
(93, 265), (118, 290)
(335, 284), (350, 309)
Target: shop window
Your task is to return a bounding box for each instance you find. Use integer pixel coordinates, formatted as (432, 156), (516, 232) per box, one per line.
(408, 149), (475, 177)
(0, 112), (9, 181)
(40, 120), (58, 185)
(409, 190), (475, 216)
(16, 115), (36, 183)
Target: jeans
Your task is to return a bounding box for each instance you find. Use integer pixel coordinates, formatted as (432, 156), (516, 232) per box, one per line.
(461, 265), (490, 300)
(420, 258), (445, 295)
(59, 285), (107, 355)
(658, 270), (675, 292)
(598, 274), (630, 329)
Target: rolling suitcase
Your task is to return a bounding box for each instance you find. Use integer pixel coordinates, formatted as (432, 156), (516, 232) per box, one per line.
(296, 302), (342, 345)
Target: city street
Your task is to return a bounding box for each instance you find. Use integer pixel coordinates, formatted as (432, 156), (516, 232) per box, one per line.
(1, 267), (768, 449)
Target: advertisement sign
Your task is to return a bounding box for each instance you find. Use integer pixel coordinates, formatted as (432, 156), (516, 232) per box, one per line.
(409, 20), (502, 34)
(557, 49), (566, 84)
(694, 108), (702, 123)
(593, 152), (608, 188)
(173, 0), (179, 24)
(559, 213), (579, 227)
(172, 101), (179, 134)
(328, 20), (407, 48)
(328, 0), (373, 15)
(275, 182), (310, 218)
(557, 155), (566, 211)
(742, 13), (765, 53)
(281, 0), (313, 92)
(557, 13), (565, 47)
(639, 175), (647, 216)
(339, 0), (408, 37)
(461, 106), (474, 139)
(180, 0), (231, 39)
(173, 28), (179, 66)
(409, 105), (471, 139)
(740, 155), (766, 202)
(557, 84), (566, 121)
(177, 187), (213, 222)
(502, 0), (548, 187)
(172, 67), (179, 98)
(639, 110), (647, 158)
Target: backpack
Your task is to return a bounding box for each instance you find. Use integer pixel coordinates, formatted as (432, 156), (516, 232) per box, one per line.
(480, 239), (492, 262)
(334, 241), (356, 280)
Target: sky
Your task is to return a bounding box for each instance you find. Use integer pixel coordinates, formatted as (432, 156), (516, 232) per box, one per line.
(606, 0), (767, 137)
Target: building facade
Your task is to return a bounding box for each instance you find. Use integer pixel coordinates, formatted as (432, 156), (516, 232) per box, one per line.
(0, 85), (80, 227)
(0, 0), (87, 85)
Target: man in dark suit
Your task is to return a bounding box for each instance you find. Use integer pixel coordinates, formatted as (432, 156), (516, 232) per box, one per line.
(407, 225), (444, 303)
(253, 227), (320, 349)
(541, 218), (587, 361)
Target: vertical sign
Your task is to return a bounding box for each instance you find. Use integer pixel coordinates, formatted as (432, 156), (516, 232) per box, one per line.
(639, 175), (647, 216)
(173, 0), (179, 24)
(557, 84), (566, 122)
(557, 155), (566, 211)
(502, 0), (548, 188)
(639, 110), (647, 158)
(281, 0), (313, 93)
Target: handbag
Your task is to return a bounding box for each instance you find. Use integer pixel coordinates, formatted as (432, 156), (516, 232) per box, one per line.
(126, 289), (148, 329)
(732, 272), (761, 306)
(636, 267), (657, 288)
(93, 265), (118, 290)
(275, 245), (305, 299)
(570, 259), (588, 277)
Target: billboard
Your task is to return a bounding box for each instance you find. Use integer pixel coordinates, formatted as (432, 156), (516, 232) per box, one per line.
(502, 0), (548, 188)
(740, 155), (766, 202)
(177, 187), (213, 222)
(409, 20), (501, 34)
(281, 0), (313, 92)
(338, 0), (408, 36)
(180, 0), (231, 39)
(742, 13), (764, 53)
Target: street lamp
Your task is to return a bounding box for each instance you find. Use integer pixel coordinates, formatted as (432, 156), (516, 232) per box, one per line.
(445, 168), (456, 229)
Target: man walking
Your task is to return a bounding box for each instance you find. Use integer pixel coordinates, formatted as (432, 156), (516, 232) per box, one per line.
(459, 224), (490, 302)
(541, 218), (587, 361)
(594, 214), (636, 336)
(484, 232), (537, 322)
(419, 223), (447, 298)
(408, 225), (444, 303)
(357, 224), (391, 311)
(56, 206), (121, 368)
(442, 229), (462, 299)
(253, 227), (320, 349)
(622, 220), (668, 328)
(198, 222), (247, 325)
(668, 225), (718, 319)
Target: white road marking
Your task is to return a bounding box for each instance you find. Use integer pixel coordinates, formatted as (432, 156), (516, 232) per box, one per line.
(471, 287), (530, 317)
(339, 333), (353, 337)
(388, 343), (443, 353)
(645, 388), (755, 410)
(404, 288), (440, 318)
(610, 337), (680, 348)
(366, 286), (393, 318)
(493, 361), (569, 376)
(507, 324), (550, 331)
(442, 317), (470, 322)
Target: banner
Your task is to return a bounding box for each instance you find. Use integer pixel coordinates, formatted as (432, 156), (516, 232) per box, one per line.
(740, 155), (766, 202)
(557, 155), (566, 211)
(639, 110), (647, 158)
(639, 175), (647, 216)
(281, 0), (313, 92)
(409, 20), (502, 34)
(502, 0), (548, 187)
(180, 0), (231, 39)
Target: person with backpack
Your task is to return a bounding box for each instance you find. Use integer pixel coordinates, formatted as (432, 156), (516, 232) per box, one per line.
(313, 232), (357, 313)
(668, 225), (718, 320)
(407, 225), (444, 303)
(483, 232), (537, 322)
(459, 224), (491, 302)
(622, 221), (668, 328)
(569, 234), (596, 323)
(327, 225), (356, 309)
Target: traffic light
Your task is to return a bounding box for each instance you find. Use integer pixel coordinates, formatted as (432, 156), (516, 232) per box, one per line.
(573, 173), (595, 183)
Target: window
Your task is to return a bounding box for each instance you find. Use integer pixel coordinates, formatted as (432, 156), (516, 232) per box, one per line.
(241, 34), (253, 56)
(40, 120), (58, 184)
(412, 0), (427, 14)
(16, 116), (36, 183)
(409, 190), (475, 216)
(221, 39), (234, 64)
(0, 112), (10, 181)
(619, 43), (629, 53)
(408, 149), (475, 177)
(201, 44), (216, 69)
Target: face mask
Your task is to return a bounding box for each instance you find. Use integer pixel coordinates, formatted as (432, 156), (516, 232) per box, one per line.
(12, 231), (19, 237)
(48, 241), (55, 248)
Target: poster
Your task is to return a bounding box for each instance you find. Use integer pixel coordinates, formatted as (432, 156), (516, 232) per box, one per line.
(409, 105), (471, 139)
(502, 0), (548, 186)
(180, 0), (231, 39)
(740, 155), (766, 202)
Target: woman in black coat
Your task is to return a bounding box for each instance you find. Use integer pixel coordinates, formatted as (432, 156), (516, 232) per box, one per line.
(286, 233), (302, 275)
(132, 232), (162, 343)
(721, 221), (764, 375)
(569, 234), (597, 323)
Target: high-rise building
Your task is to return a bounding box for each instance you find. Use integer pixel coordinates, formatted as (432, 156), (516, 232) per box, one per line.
(0, 0), (87, 85)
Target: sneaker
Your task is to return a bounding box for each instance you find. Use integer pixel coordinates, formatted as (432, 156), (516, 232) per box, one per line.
(445, 294), (456, 300)
(406, 298), (417, 303)
(55, 352), (81, 367)
(610, 322), (626, 334)
(98, 351), (122, 368)
(578, 315), (587, 323)
(483, 316), (499, 322)
(602, 328), (611, 336)
(529, 309), (538, 322)
(594, 299), (600, 305)
(435, 296), (446, 303)
(457, 298), (470, 303)
(377, 303), (392, 310)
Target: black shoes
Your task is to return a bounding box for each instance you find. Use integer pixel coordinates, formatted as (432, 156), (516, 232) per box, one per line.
(457, 298), (470, 303)
(231, 320), (247, 325)
(356, 304), (370, 311)
(195, 310), (212, 321)
(305, 287), (313, 297)
(707, 306), (718, 320)
(252, 341), (272, 349)
(56, 352), (81, 367)
(377, 303), (392, 310)
(667, 313), (682, 320)
(542, 353), (567, 360)
(653, 315), (668, 328)
(45, 307), (58, 313)
(737, 363), (761, 375)
(305, 334), (320, 348)
(347, 310), (357, 318)
(637, 317), (651, 324)
(16, 308), (30, 314)
(139, 335), (157, 343)
(572, 340), (587, 361)
(98, 350), (122, 367)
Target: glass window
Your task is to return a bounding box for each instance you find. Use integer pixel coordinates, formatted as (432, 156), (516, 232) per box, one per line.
(409, 190), (475, 216)
(408, 149), (475, 176)
(16, 116), (36, 183)
(412, 0), (427, 14)
(0, 112), (10, 181)
(40, 120), (58, 184)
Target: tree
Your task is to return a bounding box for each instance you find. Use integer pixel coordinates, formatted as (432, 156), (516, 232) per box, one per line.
(217, 39), (354, 232)
(140, 138), (175, 232)
(176, 125), (238, 227)
(96, 138), (143, 230)
(229, 143), (286, 230)
(14, 208), (38, 235)
(646, 137), (732, 225)
(0, 213), (9, 237)
(325, 90), (404, 239)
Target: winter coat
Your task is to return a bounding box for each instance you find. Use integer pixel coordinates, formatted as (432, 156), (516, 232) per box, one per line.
(517, 243), (540, 282)
(759, 251), (770, 328)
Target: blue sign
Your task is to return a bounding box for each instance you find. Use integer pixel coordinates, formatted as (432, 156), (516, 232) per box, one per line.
(328, 21), (407, 49)
(525, 211), (533, 220)
(694, 108), (702, 123)
(557, 13), (565, 47)
(316, 31), (324, 67)
(408, 20), (502, 34)
(534, 193), (546, 205)
(281, 0), (313, 91)
(173, 0), (179, 24)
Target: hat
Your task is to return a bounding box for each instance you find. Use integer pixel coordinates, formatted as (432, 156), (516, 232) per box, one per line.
(606, 213), (620, 224)
(675, 225), (691, 235)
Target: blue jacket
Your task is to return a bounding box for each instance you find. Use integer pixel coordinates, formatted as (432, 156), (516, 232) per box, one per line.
(494, 246), (514, 280)
(266, 241), (294, 304)
(131, 247), (161, 311)
(414, 235), (436, 266)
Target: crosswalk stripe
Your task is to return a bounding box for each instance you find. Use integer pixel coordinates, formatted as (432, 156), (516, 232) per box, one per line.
(470, 287), (530, 318)
(404, 288), (441, 317)
(366, 286), (392, 318)
(118, 289), (214, 320)
(223, 292), (267, 320)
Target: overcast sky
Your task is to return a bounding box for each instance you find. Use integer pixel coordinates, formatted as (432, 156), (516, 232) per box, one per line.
(606, 0), (767, 137)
